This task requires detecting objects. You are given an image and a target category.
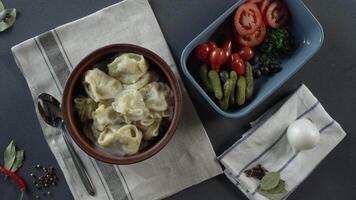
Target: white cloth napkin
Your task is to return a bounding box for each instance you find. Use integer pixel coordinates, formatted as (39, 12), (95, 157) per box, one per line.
(218, 84), (346, 200)
(11, 0), (222, 199)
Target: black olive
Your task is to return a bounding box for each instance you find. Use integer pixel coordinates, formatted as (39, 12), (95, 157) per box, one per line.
(251, 55), (260, 66)
(270, 64), (282, 73)
(253, 68), (262, 78)
(261, 67), (270, 75)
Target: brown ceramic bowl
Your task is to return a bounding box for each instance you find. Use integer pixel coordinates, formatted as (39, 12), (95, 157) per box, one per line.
(62, 44), (182, 165)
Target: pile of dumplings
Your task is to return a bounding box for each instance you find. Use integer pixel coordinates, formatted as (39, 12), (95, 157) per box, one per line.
(74, 53), (174, 155)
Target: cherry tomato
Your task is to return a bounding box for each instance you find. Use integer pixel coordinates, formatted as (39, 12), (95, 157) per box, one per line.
(229, 53), (246, 76)
(195, 43), (211, 63)
(266, 0), (289, 28)
(238, 47), (254, 61)
(210, 48), (226, 71)
(207, 41), (217, 51)
(234, 24), (266, 47)
(259, 0), (274, 26)
(221, 40), (232, 63)
(234, 3), (262, 36)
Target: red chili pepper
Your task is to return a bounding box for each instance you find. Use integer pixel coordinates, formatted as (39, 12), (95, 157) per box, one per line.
(0, 165), (26, 199)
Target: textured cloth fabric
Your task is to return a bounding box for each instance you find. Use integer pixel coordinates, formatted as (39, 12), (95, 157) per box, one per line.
(11, 0), (222, 199)
(218, 84), (346, 200)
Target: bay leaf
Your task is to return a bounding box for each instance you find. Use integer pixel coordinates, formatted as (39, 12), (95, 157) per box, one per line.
(0, 8), (16, 32)
(267, 180), (285, 194)
(10, 150), (24, 172)
(4, 140), (16, 170)
(0, 1), (4, 12)
(259, 188), (288, 200)
(260, 172), (280, 190)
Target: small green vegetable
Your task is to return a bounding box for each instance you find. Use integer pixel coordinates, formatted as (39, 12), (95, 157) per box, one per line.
(0, 0), (17, 33)
(219, 70), (229, 84)
(236, 77), (246, 106)
(260, 172), (280, 190)
(208, 70), (223, 100)
(229, 71), (237, 105)
(4, 140), (16, 170)
(219, 79), (233, 110)
(245, 62), (254, 100)
(199, 64), (213, 92)
(257, 27), (293, 68)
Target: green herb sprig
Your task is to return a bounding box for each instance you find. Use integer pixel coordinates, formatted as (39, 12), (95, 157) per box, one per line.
(257, 27), (294, 68)
(0, 0), (17, 32)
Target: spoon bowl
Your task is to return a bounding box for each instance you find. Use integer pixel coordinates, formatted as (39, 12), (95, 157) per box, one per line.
(37, 93), (63, 128)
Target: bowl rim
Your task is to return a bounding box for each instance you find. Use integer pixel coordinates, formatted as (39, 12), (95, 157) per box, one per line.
(180, 0), (324, 118)
(62, 44), (182, 165)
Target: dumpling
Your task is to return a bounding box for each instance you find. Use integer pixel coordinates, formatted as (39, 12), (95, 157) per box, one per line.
(108, 53), (149, 84)
(98, 125), (143, 155)
(112, 89), (149, 123)
(83, 123), (101, 143)
(123, 71), (159, 90)
(92, 103), (124, 131)
(140, 82), (173, 112)
(150, 107), (174, 120)
(138, 117), (162, 140)
(83, 68), (122, 102)
(74, 96), (97, 122)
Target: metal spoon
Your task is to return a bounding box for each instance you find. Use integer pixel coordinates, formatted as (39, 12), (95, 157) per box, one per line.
(37, 93), (96, 196)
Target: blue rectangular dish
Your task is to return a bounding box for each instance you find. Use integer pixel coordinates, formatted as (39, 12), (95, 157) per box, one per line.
(180, 0), (324, 118)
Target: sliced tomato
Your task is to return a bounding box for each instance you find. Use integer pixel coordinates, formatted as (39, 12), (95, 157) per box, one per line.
(234, 24), (266, 47)
(259, 0), (274, 25)
(266, 0), (289, 28)
(234, 3), (262, 36)
(248, 0), (263, 3)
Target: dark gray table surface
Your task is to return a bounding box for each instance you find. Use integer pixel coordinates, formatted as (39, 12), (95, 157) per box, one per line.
(0, 0), (355, 199)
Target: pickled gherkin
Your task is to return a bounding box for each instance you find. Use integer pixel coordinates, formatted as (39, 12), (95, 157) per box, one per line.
(208, 70), (223, 100)
(219, 79), (233, 110)
(245, 62), (254, 100)
(236, 76), (246, 106)
(199, 64), (213, 92)
(219, 70), (229, 84)
(229, 71), (237, 105)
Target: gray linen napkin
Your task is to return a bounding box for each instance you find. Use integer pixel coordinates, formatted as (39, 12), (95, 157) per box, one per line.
(11, 0), (222, 199)
(218, 84), (346, 200)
